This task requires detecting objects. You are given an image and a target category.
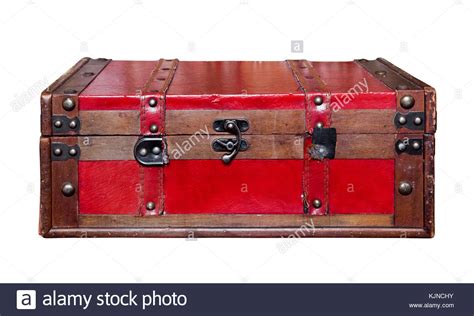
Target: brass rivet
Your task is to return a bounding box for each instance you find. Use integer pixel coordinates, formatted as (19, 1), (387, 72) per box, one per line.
(397, 142), (406, 151)
(53, 148), (62, 156)
(148, 98), (157, 107)
(69, 148), (77, 156)
(149, 124), (158, 133)
(152, 146), (161, 155)
(62, 97), (75, 111)
(314, 96), (324, 106)
(413, 117), (422, 125)
(400, 95), (415, 109)
(146, 201), (155, 210)
(316, 122), (324, 129)
(312, 199), (322, 208)
(69, 120), (77, 129)
(398, 116), (407, 125)
(61, 182), (75, 197)
(54, 120), (63, 128)
(398, 182), (413, 195)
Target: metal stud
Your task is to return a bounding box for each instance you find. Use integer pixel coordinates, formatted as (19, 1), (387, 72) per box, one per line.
(412, 141), (421, 150)
(400, 95), (415, 109)
(398, 116), (407, 125)
(61, 182), (75, 197)
(62, 97), (76, 111)
(375, 70), (387, 77)
(69, 148), (77, 156)
(316, 122), (323, 129)
(148, 98), (157, 107)
(314, 96), (324, 106)
(152, 146), (161, 155)
(413, 117), (422, 125)
(69, 120), (77, 129)
(146, 201), (155, 211)
(398, 181), (413, 195)
(53, 148), (62, 156)
(149, 124), (158, 133)
(312, 199), (322, 208)
(139, 148), (148, 156)
(397, 142), (406, 152)
(54, 120), (63, 128)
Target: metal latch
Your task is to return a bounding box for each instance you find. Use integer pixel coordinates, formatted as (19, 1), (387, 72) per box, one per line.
(134, 137), (169, 166)
(212, 119), (249, 164)
(310, 127), (337, 160)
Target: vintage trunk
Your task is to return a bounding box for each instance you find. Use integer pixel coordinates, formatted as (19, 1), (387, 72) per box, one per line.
(39, 58), (436, 238)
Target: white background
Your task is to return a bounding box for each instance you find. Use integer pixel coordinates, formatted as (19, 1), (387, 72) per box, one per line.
(0, 0), (472, 283)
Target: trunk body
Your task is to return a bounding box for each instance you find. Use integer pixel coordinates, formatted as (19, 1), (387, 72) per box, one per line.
(39, 58), (436, 237)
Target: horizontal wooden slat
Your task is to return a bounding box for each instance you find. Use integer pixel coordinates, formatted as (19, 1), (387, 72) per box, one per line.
(80, 110), (140, 135)
(168, 135), (303, 160)
(336, 134), (395, 159)
(332, 109), (396, 134)
(78, 134), (396, 161)
(79, 136), (138, 160)
(79, 214), (393, 228)
(166, 109), (305, 135)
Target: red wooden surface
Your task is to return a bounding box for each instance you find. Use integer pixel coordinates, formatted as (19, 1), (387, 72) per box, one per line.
(164, 160), (304, 214)
(328, 159), (394, 214)
(78, 161), (141, 214)
(79, 60), (395, 111)
(75, 60), (399, 216)
(80, 61), (157, 110)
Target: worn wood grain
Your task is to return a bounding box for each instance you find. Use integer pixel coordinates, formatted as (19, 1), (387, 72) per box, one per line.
(168, 135), (303, 160)
(166, 109), (305, 135)
(39, 137), (52, 236)
(336, 134), (395, 159)
(331, 109), (396, 134)
(80, 110), (140, 135)
(79, 136), (138, 160)
(79, 214), (393, 228)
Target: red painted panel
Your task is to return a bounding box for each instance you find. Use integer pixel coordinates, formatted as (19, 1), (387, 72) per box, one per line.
(167, 61), (300, 95)
(166, 94), (305, 110)
(78, 161), (141, 214)
(312, 61), (392, 93)
(312, 61), (395, 110)
(164, 160), (303, 214)
(329, 159), (394, 214)
(80, 61), (157, 110)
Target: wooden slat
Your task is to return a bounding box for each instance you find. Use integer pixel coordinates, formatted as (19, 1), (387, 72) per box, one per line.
(332, 109), (396, 134)
(79, 136), (138, 161)
(166, 109), (305, 135)
(394, 134), (424, 227)
(168, 135), (303, 160)
(79, 214), (393, 228)
(80, 110), (140, 135)
(51, 137), (79, 228)
(39, 138), (52, 235)
(336, 134), (395, 159)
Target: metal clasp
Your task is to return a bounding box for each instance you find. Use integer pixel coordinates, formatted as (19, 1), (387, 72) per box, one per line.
(212, 119), (249, 164)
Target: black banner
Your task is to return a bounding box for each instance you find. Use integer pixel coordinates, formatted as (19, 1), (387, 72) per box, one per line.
(1, 284), (473, 315)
